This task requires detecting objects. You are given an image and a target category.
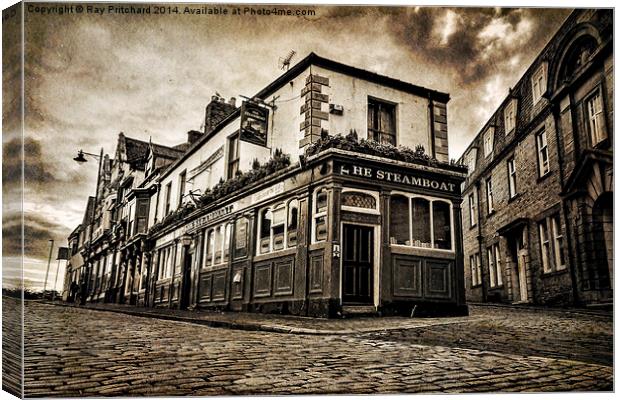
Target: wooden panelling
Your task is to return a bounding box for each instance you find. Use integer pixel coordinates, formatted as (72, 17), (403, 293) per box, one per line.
(253, 261), (272, 298)
(274, 259), (294, 296)
(393, 257), (423, 297)
(212, 270), (227, 301)
(199, 274), (213, 303)
(424, 260), (452, 300)
(309, 253), (324, 294)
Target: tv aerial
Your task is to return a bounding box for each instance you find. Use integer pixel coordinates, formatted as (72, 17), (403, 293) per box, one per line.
(278, 50), (296, 71)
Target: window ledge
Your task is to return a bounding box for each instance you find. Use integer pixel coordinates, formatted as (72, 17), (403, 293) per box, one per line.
(537, 170), (553, 183)
(507, 193), (520, 204)
(542, 268), (568, 278)
(253, 247), (297, 262)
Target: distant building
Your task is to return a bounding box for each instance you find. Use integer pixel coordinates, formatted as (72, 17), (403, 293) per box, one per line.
(459, 9), (612, 307)
(70, 53), (469, 317)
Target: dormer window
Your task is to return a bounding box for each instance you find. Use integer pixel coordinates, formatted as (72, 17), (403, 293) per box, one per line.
(531, 62), (548, 105)
(504, 98), (517, 134)
(483, 127), (494, 158)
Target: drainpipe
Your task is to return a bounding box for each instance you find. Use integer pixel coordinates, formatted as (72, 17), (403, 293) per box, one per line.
(475, 181), (487, 302)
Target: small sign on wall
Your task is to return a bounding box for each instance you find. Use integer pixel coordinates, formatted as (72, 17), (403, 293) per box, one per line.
(240, 101), (269, 146)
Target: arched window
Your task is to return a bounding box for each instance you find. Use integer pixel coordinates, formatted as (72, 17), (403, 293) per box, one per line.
(433, 201), (452, 250)
(316, 189), (328, 213)
(259, 209), (271, 254)
(342, 191), (377, 209)
(313, 188), (329, 242)
(287, 199), (298, 247)
(390, 195), (409, 245)
(234, 217), (249, 259)
(561, 36), (598, 83)
(271, 203), (286, 251)
(411, 198), (431, 247)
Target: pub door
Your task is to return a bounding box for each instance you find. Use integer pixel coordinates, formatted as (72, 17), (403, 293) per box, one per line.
(342, 224), (374, 304)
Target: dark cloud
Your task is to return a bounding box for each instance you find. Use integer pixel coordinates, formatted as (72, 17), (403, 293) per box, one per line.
(3, 137), (57, 188)
(2, 213), (69, 259)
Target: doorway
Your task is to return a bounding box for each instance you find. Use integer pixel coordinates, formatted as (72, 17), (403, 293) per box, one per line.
(508, 228), (529, 303)
(342, 224), (374, 304)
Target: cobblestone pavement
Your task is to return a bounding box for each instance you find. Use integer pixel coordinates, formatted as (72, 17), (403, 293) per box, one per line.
(18, 299), (612, 397)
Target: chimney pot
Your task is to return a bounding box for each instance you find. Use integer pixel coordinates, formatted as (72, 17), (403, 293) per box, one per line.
(211, 95), (218, 102)
(228, 97), (236, 106)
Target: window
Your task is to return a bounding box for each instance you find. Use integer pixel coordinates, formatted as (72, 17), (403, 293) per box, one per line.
(368, 98), (396, 146)
(486, 178), (494, 214)
(552, 215), (566, 270)
(507, 157), (517, 199)
(389, 193), (453, 250)
(468, 192), (477, 228)
(470, 253), (482, 287)
(536, 130), (549, 177)
(258, 198), (301, 253)
(178, 170), (186, 207)
(531, 62), (547, 105)
(538, 219), (552, 274)
(157, 246), (174, 280)
(203, 223), (232, 266)
(227, 133), (240, 179)
(504, 99), (517, 134)
(539, 214), (566, 274)
(313, 188), (328, 243)
(488, 244), (503, 287)
(585, 89), (607, 145)
(234, 217), (249, 259)
(164, 182), (172, 216)
(341, 190), (378, 212)
(135, 198), (149, 235)
(465, 148), (477, 176)
(483, 127), (494, 157)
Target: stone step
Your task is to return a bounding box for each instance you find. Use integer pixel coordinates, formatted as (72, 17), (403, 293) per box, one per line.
(341, 305), (377, 316)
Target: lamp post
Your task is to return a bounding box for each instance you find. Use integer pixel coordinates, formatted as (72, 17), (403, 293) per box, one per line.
(43, 239), (54, 299)
(74, 148), (104, 305)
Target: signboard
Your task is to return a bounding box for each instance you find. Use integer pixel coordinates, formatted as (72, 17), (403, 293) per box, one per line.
(240, 101), (269, 147)
(336, 162), (458, 193)
(184, 203), (235, 233)
(56, 247), (70, 260)
(251, 182), (284, 204)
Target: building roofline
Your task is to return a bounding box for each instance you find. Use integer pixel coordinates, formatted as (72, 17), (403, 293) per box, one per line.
(157, 52), (450, 182)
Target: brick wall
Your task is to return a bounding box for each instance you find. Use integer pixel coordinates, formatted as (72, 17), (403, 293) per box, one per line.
(299, 74), (330, 149)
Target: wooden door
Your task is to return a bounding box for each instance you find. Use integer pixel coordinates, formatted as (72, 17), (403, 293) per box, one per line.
(342, 224), (374, 304)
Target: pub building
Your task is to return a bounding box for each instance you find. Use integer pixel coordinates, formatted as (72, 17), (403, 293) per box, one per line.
(139, 53), (468, 317)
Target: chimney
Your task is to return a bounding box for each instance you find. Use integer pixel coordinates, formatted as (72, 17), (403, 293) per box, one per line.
(187, 130), (203, 145)
(204, 93), (237, 135)
(228, 97), (236, 107)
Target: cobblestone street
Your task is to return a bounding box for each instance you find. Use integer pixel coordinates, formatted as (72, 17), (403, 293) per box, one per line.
(17, 298), (613, 397)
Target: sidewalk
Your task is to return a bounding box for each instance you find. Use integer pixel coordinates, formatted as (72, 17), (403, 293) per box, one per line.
(45, 300), (479, 335)
(43, 299), (611, 335)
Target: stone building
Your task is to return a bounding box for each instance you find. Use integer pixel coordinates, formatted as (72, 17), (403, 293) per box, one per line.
(459, 9), (612, 307)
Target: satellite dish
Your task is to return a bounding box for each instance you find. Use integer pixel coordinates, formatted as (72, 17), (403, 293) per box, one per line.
(278, 50), (296, 71)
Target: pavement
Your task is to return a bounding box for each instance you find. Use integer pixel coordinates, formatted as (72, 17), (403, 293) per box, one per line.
(3, 297), (614, 396)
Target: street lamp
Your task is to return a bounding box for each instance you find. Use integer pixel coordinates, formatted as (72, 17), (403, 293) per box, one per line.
(73, 147), (104, 305)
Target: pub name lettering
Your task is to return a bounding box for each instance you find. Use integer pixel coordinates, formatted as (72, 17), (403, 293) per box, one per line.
(340, 165), (456, 192)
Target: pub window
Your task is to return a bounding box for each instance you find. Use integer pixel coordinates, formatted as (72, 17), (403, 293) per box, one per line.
(341, 189), (379, 215)
(227, 133), (240, 179)
(178, 170), (186, 207)
(287, 199), (298, 248)
(258, 198), (301, 253)
(313, 188), (329, 243)
(389, 193), (453, 251)
(204, 229), (214, 266)
(234, 217), (249, 259)
(585, 89), (607, 146)
(389, 195), (409, 245)
(536, 129), (549, 177)
(223, 223), (231, 263)
(507, 157), (517, 198)
(214, 226), (223, 264)
(368, 97), (397, 146)
(432, 201), (451, 250)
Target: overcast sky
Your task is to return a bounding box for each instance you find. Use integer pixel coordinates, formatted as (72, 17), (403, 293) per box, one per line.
(2, 3), (572, 291)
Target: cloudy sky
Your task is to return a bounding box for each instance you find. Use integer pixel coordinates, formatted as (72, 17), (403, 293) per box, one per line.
(2, 2), (572, 291)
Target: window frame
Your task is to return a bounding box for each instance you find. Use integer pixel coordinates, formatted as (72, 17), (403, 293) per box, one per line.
(584, 87), (607, 146)
(535, 129), (550, 177)
(164, 182), (172, 216)
(468, 191), (477, 228)
(531, 62), (548, 105)
(538, 214), (566, 275)
(389, 191), (454, 252)
(504, 99), (517, 134)
(312, 188), (329, 244)
(488, 243), (503, 288)
(483, 127), (494, 158)
(486, 177), (494, 215)
(178, 170), (187, 207)
(257, 197), (302, 253)
(227, 132), (240, 180)
(367, 97), (397, 146)
(538, 218), (552, 274)
(470, 253), (482, 287)
(507, 157), (517, 199)
(341, 188), (380, 215)
(202, 222), (232, 268)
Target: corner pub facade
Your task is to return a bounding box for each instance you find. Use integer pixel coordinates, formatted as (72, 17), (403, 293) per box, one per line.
(77, 53), (469, 317)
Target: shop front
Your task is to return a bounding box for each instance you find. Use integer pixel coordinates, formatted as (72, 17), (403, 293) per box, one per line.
(145, 148), (467, 317)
